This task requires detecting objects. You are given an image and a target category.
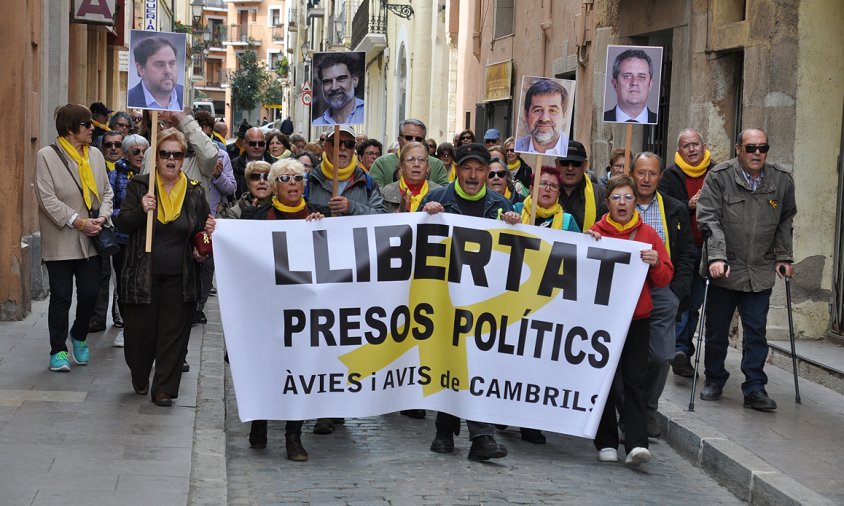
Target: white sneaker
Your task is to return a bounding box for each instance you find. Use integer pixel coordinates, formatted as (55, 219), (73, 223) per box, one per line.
(625, 447), (651, 466)
(112, 330), (124, 348)
(598, 448), (618, 462)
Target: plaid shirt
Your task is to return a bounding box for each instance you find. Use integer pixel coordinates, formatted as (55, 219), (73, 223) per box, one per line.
(739, 168), (764, 191)
(636, 196), (666, 244)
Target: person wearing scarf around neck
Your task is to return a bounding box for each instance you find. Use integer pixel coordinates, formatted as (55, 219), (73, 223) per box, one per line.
(585, 175), (673, 467)
(657, 128), (715, 378)
(35, 103), (114, 373)
(381, 141), (442, 212)
(502, 137), (533, 195)
(486, 157), (526, 206)
(115, 128), (215, 408)
(369, 119), (450, 188)
(266, 130), (293, 160)
(512, 165), (579, 232)
(556, 139), (608, 231)
(420, 142), (520, 462)
(305, 125), (387, 218)
(225, 158), (324, 461)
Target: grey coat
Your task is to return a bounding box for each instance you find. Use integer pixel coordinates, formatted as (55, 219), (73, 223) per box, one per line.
(307, 166), (387, 215)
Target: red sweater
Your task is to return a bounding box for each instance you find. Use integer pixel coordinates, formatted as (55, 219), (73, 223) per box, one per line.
(590, 216), (674, 320)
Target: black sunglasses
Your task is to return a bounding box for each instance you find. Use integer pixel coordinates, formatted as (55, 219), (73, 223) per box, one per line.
(115, 122), (130, 129)
(130, 148), (145, 156)
(276, 174), (305, 183)
(488, 170), (507, 179)
(557, 160), (583, 168)
(158, 150), (185, 160)
(102, 142), (121, 149)
(248, 172), (270, 181)
(131, 116), (142, 123)
(80, 121), (93, 129)
(742, 144), (770, 154)
(247, 140), (266, 148)
(403, 135), (425, 142)
(332, 139), (356, 150)
(460, 135), (473, 140)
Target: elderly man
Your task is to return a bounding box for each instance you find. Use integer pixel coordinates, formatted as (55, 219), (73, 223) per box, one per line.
(313, 52), (365, 125)
(90, 102), (113, 147)
(483, 128), (501, 148)
(555, 140), (608, 231)
(515, 79), (569, 155)
(604, 49), (657, 123)
(212, 121), (228, 146)
(630, 152), (694, 437)
(369, 119), (450, 188)
(659, 128), (716, 378)
(419, 143), (518, 461)
(128, 36), (184, 111)
(232, 127), (277, 198)
(696, 128), (796, 411)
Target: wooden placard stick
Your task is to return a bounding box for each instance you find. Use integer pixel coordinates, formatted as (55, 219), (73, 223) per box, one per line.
(144, 111), (159, 253)
(332, 124), (340, 197)
(623, 123), (633, 175)
(528, 155), (544, 224)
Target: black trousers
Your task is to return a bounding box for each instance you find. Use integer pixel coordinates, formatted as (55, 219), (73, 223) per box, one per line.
(91, 246), (126, 325)
(250, 419), (304, 437)
(45, 256), (102, 355)
(594, 317), (650, 453)
(122, 275), (193, 398)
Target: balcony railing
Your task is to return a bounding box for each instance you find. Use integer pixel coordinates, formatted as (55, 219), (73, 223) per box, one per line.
(203, 0), (225, 8)
(226, 25), (261, 45)
(200, 70), (226, 88)
(271, 26), (285, 43)
(351, 0), (386, 50)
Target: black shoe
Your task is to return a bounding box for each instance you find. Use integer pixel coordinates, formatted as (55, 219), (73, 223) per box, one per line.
(249, 420), (268, 449)
(700, 382), (723, 401)
(88, 321), (106, 333)
(132, 380), (149, 396)
(182, 361), (190, 373)
(209, 286), (217, 296)
(430, 431), (454, 453)
(671, 351), (695, 378)
(113, 315), (124, 328)
(520, 428), (546, 444)
(285, 433), (308, 461)
(400, 409), (426, 419)
(744, 389), (777, 411)
(313, 418), (334, 434)
(468, 435), (507, 461)
(193, 311), (207, 325)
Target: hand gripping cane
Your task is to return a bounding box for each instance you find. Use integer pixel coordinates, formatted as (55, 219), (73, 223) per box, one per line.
(780, 265), (802, 404)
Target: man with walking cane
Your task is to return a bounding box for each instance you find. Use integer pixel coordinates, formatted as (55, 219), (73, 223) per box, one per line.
(695, 128), (796, 411)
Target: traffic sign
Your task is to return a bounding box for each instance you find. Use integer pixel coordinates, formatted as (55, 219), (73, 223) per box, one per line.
(302, 81), (311, 92)
(302, 91), (312, 106)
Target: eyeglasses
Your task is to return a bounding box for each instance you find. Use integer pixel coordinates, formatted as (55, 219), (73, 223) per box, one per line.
(403, 155), (427, 163)
(248, 172), (270, 181)
(80, 121), (93, 129)
(276, 174), (305, 183)
(247, 140), (266, 148)
(131, 116), (142, 123)
(158, 150), (185, 160)
(115, 122), (130, 129)
(505, 148), (515, 153)
(557, 160), (583, 168)
(742, 144), (770, 154)
(680, 141), (701, 150)
(363, 150), (381, 157)
(488, 170), (507, 179)
(401, 135), (425, 142)
(609, 193), (635, 202)
(130, 148), (145, 156)
(102, 142), (122, 149)
(460, 135), (473, 141)
(538, 182), (560, 191)
(332, 140), (356, 150)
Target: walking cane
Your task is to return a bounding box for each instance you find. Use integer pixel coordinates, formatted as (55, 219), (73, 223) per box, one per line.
(688, 276), (710, 412)
(780, 265), (802, 404)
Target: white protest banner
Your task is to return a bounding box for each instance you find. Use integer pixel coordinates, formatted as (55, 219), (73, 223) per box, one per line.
(214, 213), (648, 438)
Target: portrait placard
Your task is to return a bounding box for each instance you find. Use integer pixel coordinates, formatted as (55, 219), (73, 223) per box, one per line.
(513, 76), (576, 157)
(602, 45), (663, 125)
(311, 51), (366, 126)
(127, 30), (187, 112)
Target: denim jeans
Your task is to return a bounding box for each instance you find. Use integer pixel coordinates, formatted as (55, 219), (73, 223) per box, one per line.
(703, 285), (772, 395)
(675, 246), (705, 356)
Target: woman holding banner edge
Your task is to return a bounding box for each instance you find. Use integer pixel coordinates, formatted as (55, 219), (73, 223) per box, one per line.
(585, 175), (673, 466)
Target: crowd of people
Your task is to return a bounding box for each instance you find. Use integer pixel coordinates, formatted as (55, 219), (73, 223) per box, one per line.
(34, 100), (795, 467)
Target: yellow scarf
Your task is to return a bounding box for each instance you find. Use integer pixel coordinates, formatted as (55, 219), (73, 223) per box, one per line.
(521, 196), (564, 229)
(57, 136), (99, 210)
(448, 162), (457, 182)
(272, 195), (306, 213)
(674, 149), (710, 178)
(398, 177), (429, 212)
(320, 153), (358, 182)
(92, 119), (109, 131)
(583, 176), (597, 230)
(278, 149), (293, 159)
(213, 132), (227, 145)
(503, 187), (512, 200)
(105, 161), (116, 172)
(156, 172), (188, 224)
(607, 209), (640, 233)
(507, 159), (521, 171)
(655, 192), (671, 257)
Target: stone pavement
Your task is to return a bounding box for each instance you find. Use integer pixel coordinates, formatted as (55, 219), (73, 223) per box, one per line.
(3, 294), (843, 505)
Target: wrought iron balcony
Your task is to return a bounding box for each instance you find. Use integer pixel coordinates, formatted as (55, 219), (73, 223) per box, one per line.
(225, 25), (261, 45)
(352, 1), (387, 62)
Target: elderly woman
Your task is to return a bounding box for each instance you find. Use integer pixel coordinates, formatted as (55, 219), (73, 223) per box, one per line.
(222, 160), (274, 219)
(585, 175), (673, 467)
(356, 139), (383, 173)
(108, 111), (133, 139)
(266, 130), (293, 159)
(108, 134), (150, 347)
(502, 137), (533, 195)
(35, 103), (114, 372)
(486, 157), (525, 205)
(382, 141), (442, 213)
(115, 128), (215, 407)
(513, 166), (579, 231)
(236, 158), (325, 460)
(601, 148), (627, 186)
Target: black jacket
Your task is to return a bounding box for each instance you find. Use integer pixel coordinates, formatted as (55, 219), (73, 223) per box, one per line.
(559, 174), (608, 231)
(659, 192), (695, 304)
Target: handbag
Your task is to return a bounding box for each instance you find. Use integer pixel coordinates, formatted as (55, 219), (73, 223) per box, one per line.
(50, 144), (121, 256)
(193, 230), (213, 256)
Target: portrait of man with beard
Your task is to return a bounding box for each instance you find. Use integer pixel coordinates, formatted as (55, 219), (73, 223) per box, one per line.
(127, 31), (186, 111)
(312, 51), (366, 126)
(514, 77), (575, 157)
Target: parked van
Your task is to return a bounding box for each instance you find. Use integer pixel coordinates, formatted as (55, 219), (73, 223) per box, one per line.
(193, 100), (215, 118)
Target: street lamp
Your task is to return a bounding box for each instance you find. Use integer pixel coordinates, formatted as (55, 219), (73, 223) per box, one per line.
(190, 0), (204, 31)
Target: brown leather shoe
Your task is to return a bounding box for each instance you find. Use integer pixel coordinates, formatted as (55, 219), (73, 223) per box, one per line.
(132, 380), (149, 396)
(285, 434), (309, 461)
(153, 392), (172, 407)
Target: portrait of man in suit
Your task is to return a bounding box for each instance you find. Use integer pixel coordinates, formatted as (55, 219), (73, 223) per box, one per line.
(514, 76), (576, 157)
(127, 31), (186, 112)
(603, 46), (662, 125)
